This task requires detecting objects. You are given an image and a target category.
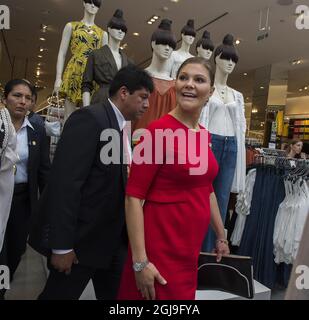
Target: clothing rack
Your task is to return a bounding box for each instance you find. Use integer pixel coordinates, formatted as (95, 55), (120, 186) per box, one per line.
(254, 153), (309, 169)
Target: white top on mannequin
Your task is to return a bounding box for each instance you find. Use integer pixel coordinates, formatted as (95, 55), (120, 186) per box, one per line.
(170, 34), (195, 79)
(199, 53), (246, 192)
(196, 46), (213, 60)
(54, 1), (108, 93)
(207, 55), (237, 136)
(145, 41), (174, 81)
(82, 27), (125, 106)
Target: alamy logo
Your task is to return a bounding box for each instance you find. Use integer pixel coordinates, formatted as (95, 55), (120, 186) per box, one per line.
(295, 265), (309, 290)
(0, 5), (10, 30)
(0, 265), (10, 290)
(295, 5), (309, 30)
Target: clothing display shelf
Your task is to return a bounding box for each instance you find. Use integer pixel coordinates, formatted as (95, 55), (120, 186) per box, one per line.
(288, 118), (309, 141)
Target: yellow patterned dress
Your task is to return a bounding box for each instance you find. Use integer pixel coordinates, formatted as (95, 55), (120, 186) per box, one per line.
(60, 21), (104, 105)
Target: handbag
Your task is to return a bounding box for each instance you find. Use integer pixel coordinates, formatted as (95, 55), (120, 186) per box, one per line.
(45, 92), (63, 137)
(197, 252), (255, 299)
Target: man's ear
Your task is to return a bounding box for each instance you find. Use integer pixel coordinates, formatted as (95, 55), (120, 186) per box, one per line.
(119, 86), (129, 100)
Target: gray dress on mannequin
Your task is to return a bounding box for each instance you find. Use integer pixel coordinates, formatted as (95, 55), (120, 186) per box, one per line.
(82, 45), (131, 104)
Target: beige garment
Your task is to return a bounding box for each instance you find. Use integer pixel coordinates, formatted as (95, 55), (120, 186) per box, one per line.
(285, 215), (309, 300)
(0, 108), (18, 252)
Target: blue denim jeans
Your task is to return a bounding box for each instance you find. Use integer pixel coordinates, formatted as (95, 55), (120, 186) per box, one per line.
(202, 134), (237, 252)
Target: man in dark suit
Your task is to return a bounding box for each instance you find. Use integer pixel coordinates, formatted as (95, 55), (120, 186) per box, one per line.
(29, 65), (154, 300)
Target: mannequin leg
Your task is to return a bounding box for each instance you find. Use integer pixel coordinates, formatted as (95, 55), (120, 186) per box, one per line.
(64, 99), (78, 122)
(202, 134), (237, 252)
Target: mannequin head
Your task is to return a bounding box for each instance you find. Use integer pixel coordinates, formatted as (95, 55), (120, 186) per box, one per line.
(151, 43), (173, 60)
(214, 34), (239, 74)
(107, 9), (127, 35)
(83, 0), (102, 14)
(151, 19), (177, 54)
(181, 19), (196, 38)
(196, 30), (214, 60)
(180, 19), (196, 46)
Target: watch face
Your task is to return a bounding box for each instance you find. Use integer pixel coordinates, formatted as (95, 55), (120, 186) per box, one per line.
(133, 260), (149, 272)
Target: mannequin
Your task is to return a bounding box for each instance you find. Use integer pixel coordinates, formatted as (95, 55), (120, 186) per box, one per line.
(170, 19), (196, 79)
(144, 19), (176, 81)
(196, 30), (214, 60)
(200, 34), (246, 252)
(133, 19), (177, 131)
(54, 0), (108, 120)
(82, 9), (130, 105)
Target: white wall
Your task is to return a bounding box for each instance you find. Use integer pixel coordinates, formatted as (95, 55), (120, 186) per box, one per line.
(286, 96), (309, 117)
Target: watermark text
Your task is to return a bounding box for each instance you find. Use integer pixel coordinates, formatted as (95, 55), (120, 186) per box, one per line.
(295, 5), (309, 30)
(0, 5), (10, 30)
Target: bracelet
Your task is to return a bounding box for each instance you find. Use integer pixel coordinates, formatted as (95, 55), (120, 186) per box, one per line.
(216, 239), (229, 245)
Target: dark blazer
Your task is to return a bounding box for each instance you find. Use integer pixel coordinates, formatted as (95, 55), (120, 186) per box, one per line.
(29, 100), (128, 269)
(26, 122), (51, 215)
(82, 45), (131, 104)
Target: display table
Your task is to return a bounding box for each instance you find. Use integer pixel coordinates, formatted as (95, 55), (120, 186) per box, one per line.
(195, 280), (271, 300)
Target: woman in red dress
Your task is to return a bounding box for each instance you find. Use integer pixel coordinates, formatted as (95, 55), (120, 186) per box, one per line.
(118, 57), (230, 300)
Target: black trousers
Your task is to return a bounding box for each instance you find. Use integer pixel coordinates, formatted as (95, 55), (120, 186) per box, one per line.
(38, 247), (127, 300)
(0, 184), (31, 298)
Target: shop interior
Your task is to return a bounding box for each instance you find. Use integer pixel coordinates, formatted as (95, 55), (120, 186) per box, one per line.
(0, 0), (308, 300)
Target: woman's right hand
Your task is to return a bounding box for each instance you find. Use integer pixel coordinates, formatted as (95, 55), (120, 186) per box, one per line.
(134, 262), (167, 300)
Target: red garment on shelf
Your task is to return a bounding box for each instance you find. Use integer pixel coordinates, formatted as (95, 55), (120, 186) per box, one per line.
(133, 78), (176, 131)
(118, 114), (219, 300)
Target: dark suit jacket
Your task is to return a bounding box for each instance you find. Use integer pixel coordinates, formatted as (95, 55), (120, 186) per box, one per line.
(29, 100), (128, 269)
(26, 122), (51, 215)
(82, 45), (131, 104)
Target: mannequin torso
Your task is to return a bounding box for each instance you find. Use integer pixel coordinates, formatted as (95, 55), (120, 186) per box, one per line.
(82, 27), (126, 106)
(54, 2), (107, 119)
(170, 35), (195, 79)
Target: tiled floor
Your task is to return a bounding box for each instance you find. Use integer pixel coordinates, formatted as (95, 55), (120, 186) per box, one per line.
(5, 246), (46, 300)
(4, 247), (287, 300)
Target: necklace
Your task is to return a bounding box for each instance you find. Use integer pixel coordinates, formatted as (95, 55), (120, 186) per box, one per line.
(216, 85), (227, 101)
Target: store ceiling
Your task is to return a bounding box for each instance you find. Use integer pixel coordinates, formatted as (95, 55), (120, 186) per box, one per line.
(1, 0), (309, 107)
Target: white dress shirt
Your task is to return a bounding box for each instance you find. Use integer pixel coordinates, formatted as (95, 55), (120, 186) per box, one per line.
(15, 117), (34, 184)
(53, 99), (132, 255)
(109, 98), (132, 165)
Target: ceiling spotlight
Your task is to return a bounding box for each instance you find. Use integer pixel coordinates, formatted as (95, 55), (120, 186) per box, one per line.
(38, 55), (43, 58)
(36, 70), (40, 76)
(260, 86), (265, 89)
(235, 39), (241, 45)
(305, 87), (308, 90)
(147, 21), (152, 25)
(291, 59), (302, 65)
(133, 32), (140, 36)
(151, 18), (156, 22)
(39, 37), (46, 41)
(153, 16), (159, 20)
(39, 47), (44, 52)
(299, 88), (303, 92)
(243, 73), (248, 76)
(41, 24), (48, 33)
